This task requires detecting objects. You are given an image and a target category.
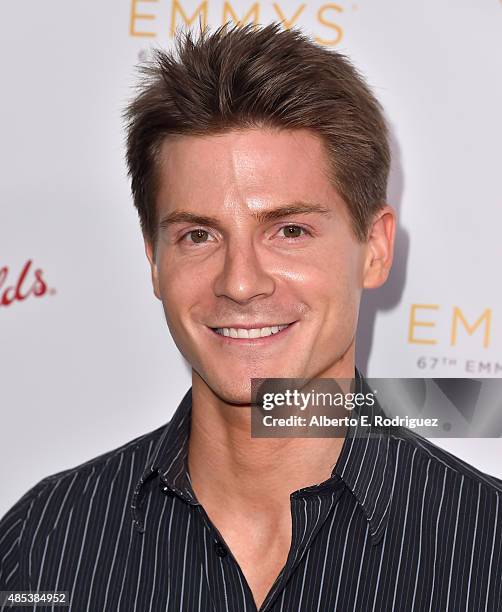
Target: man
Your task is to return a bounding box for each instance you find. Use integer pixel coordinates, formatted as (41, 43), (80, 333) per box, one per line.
(1, 23), (501, 612)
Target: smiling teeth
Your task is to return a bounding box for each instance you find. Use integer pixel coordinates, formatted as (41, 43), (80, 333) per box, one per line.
(215, 324), (289, 338)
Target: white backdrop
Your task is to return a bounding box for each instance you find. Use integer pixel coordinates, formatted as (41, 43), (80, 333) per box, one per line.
(1, 0), (501, 517)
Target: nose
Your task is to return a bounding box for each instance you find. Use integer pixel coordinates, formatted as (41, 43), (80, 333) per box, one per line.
(212, 238), (275, 304)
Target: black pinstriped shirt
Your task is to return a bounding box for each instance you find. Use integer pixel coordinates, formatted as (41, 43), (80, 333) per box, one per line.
(1, 372), (501, 611)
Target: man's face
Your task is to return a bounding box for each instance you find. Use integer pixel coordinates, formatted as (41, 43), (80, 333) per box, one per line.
(146, 128), (393, 404)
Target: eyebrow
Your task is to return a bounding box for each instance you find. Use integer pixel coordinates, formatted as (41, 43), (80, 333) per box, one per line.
(158, 202), (331, 232)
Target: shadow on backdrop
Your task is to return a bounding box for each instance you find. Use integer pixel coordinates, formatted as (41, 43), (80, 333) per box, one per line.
(356, 123), (409, 375)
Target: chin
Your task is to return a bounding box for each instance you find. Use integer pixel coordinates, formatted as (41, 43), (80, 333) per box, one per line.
(196, 364), (275, 404)
(209, 378), (255, 406)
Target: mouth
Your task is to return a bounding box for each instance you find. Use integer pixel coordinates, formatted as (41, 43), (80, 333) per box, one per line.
(209, 322), (295, 340)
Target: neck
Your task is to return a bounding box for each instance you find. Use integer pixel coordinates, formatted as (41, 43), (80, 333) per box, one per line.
(188, 356), (355, 510)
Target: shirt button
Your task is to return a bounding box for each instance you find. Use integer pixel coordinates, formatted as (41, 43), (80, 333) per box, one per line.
(214, 542), (228, 558)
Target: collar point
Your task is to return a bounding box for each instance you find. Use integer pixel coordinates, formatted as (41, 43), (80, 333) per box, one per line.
(369, 524), (387, 546)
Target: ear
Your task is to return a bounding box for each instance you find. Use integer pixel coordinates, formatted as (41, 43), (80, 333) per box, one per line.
(144, 236), (161, 300)
(362, 205), (396, 289)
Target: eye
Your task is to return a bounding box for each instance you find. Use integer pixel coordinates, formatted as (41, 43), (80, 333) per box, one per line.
(280, 225), (307, 239)
(182, 229), (212, 244)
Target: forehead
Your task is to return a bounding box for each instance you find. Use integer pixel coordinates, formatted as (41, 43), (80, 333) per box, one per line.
(155, 128), (339, 212)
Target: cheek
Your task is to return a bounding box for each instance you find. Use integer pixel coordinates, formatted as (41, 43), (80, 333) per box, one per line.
(303, 249), (362, 323)
(158, 248), (202, 299)
(156, 256), (194, 326)
(285, 247), (357, 293)
(160, 245), (218, 291)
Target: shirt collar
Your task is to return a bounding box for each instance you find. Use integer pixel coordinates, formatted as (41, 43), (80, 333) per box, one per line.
(131, 388), (194, 532)
(131, 369), (394, 544)
(332, 368), (395, 544)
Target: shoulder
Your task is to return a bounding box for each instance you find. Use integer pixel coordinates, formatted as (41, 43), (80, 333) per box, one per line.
(389, 425), (502, 510)
(0, 422), (167, 589)
(20, 421), (167, 512)
(39, 421), (167, 489)
(393, 425), (502, 489)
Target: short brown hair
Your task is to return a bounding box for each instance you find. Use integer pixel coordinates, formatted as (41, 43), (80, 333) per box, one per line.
(124, 23), (390, 247)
